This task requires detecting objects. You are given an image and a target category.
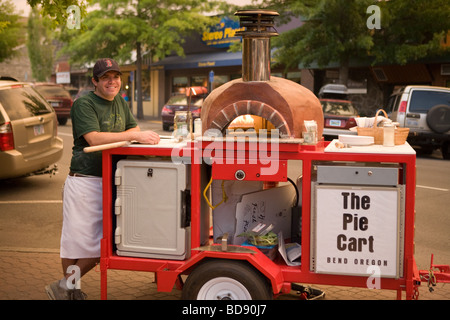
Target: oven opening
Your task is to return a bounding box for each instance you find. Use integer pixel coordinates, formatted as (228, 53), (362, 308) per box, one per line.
(227, 115), (276, 136)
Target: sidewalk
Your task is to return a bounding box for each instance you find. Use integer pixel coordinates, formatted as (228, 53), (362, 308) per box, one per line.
(1, 248), (448, 300)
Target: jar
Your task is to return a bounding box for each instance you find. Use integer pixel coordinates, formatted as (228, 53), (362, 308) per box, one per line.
(383, 123), (395, 147)
(174, 111), (191, 139)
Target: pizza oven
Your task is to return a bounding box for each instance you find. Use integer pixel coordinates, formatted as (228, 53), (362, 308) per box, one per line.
(201, 10), (323, 139)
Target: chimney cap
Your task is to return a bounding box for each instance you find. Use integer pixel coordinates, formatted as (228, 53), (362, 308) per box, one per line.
(235, 10), (279, 37)
(234, 9), (279, 17)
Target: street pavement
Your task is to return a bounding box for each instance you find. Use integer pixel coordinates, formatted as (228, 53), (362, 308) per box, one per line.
(0, 118), (449, 301)
(0, 247), (449, 301)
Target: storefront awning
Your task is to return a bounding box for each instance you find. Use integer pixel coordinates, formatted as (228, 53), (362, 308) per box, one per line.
(151, 51), (242, 70)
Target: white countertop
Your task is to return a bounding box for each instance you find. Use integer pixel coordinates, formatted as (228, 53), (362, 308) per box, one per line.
(129, 139), (188, 149)
(128, 138), (416, 155)
(325, 139), (416, 154)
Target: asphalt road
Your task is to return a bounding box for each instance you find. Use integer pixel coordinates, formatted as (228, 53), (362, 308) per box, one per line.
(0, 119), (449, 273)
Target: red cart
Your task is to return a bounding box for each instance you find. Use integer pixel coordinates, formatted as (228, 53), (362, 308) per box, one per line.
(99, 138), (449, 300)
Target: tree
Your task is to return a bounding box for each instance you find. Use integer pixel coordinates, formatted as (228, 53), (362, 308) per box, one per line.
(27, 7), (54, 81)
(27, 0), (89, 29)
(58, 0), (223, 119)
(265, 0), (450, 86)
(0, 0), (23, 63)
(370, 0), (450, 65)
(269, 0), (373, 86)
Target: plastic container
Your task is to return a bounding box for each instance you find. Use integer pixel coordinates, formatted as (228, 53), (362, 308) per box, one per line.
(242, 241), (277, 260)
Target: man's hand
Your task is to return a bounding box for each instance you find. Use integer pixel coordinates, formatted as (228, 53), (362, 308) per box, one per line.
(133, 130), (160, 145)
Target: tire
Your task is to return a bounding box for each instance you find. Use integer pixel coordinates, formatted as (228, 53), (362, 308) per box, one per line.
(442, 141), (450, 160)
(181, 259), (273, 300)
(58, 117), (68, 125)
(426, 104), (450, 134)
(417, 145), (433, 155)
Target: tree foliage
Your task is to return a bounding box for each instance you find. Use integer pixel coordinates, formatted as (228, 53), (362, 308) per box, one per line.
(27, 7), (54, 81)
(371, 0), (450, 65)
(27, 0), (89, 29)
(266, 0), (450, 85)
(59, 0), (223, 64)
(269, 0), (374, 84)
(0, 0), (23, 63)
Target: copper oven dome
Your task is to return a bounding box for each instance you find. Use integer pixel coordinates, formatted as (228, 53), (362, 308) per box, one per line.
(201, 10), (323, 139)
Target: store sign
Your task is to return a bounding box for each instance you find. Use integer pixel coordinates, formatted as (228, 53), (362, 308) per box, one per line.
(56, 72), (71, 84)
(312, 186), (403, 278)
(201, 17), (244, 48)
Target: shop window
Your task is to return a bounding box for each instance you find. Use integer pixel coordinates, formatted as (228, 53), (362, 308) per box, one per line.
(287, 71), (301, 84)
(172, 76), (188, 94)
(191, 75), (207, 87)
(212, 75), (229, 90)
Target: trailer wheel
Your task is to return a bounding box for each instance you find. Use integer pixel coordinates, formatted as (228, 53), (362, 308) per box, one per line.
(181, 260), (273, 300)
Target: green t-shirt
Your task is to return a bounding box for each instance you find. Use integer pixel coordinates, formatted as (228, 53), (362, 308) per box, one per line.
(70, 91), (137, 176)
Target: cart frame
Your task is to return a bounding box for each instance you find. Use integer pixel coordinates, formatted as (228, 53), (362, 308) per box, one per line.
(99, 139), (436, 300)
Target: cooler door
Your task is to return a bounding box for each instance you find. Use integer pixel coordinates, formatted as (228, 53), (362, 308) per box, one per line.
(115, 159), (189, 260)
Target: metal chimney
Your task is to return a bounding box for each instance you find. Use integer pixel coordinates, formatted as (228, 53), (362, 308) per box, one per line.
(235, 10), (279, 82)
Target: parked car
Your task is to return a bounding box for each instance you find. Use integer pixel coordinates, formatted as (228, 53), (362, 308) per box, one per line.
(74, 86), (94, 101)
(0, 79), (63, 179)
(161, 86), (208, 131)
(320, 98), (358, 140)
(386, 85), (450, 159)
(318, 83), (349, 99)
(64, 85), (79, 100)
(33, 83), (73, 125)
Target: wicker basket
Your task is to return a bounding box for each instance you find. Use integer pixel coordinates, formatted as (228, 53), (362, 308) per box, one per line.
(357, 109), (409, 145)
(393, 127), (410, 145)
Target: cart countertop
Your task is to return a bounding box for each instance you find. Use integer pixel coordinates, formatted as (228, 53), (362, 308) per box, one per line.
(325, 139), (416, 155)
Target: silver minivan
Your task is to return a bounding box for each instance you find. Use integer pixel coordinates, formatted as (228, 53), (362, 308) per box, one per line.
(386, 85), (450, 159)
(0, 79), (63, 179)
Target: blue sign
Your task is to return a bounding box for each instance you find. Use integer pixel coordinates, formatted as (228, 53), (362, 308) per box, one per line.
(201, 17), (243, 48)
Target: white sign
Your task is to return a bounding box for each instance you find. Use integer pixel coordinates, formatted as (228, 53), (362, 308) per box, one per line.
(312, 186), (402, 278)
(56, 72), (71, 84)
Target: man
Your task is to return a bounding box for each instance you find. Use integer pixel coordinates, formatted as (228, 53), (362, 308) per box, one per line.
(45, 58), (160, 300)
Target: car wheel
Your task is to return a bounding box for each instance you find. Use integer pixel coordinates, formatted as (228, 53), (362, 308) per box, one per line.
(416, 145), (434, 155)
(58, 117), (68, 125)
(181, 260), (273, 300)
(442, 141), (450, 160)
(426, 104), (450, 134)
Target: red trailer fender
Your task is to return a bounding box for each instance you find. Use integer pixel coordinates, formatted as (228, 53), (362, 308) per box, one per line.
(156, 246), (285, 294)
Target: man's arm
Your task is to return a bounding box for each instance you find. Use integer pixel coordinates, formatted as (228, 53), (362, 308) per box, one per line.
(83, 126), (160, 146)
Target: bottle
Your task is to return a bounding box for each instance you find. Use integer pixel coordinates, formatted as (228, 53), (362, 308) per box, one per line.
(194, 118), (202, 137)
(383, 123), (395, 147)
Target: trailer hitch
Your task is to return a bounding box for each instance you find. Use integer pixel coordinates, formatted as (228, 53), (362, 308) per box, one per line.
(419, 254), (450, 292)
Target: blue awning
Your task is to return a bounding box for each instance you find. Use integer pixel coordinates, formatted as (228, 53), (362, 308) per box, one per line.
(152, 51), (242, 70)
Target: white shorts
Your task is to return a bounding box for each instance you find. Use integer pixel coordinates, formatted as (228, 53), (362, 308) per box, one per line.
(60, 175), (103, 259)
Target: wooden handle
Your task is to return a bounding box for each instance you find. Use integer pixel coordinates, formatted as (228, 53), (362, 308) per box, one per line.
(83, 141), (130, 153)
(373, 109), (389, 128)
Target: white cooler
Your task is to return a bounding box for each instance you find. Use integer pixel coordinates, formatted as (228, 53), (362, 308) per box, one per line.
(114, 159), (190, 260)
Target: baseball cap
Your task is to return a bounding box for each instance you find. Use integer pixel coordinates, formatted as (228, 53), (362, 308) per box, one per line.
(93, 58), (122, 78)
